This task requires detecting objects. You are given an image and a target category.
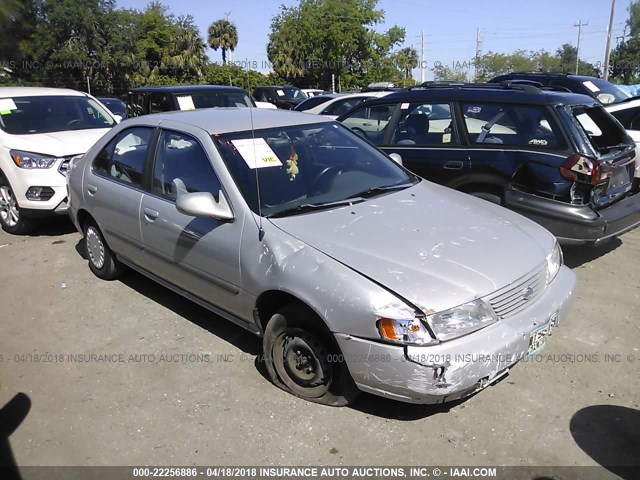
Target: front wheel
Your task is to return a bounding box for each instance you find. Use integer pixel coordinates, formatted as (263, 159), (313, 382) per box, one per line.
(0, 177), (37, 235)
(83, 220), (125, 280)
(263, 303), (359, 406)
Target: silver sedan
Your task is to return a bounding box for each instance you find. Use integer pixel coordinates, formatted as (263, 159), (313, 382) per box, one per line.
(67, 108), (575, 406)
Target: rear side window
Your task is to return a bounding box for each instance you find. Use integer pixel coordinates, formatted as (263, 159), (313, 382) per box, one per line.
(462, 103), (563, 149)
(152, 130), (221, 201)
(93, 127), (154, 188)
(149, 93), (172, 114)
(573, 105), (630, 152)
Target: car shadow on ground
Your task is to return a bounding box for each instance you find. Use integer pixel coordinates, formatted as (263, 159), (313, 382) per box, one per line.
(0, 392), (30, 480)
(570, 405), (640, 480)
(26, 217), (77, 238)
(74, 237), (262, 356)
(562, 238), (622, 269)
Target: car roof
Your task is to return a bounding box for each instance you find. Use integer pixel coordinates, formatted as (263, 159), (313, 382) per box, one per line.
(0, 87), (88, 98)
(130, 107), (334, 134)
(129, 85), (248, 94)
(254, 85), (297, 89)
(495, 72), (599, 81)
(357, 85), (599, 107)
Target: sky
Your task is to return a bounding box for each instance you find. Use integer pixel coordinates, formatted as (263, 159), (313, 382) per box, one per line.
(117, 0), (633, 81)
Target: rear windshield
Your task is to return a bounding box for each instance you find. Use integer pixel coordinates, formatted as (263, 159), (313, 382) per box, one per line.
(177, 91), (253, 109)
(572, 105), (631, 153)
(294, 95), (334, 112)
(0, 95), (115, 135)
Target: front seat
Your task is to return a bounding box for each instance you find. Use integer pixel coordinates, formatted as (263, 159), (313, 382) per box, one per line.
(404, 113), (430, 144)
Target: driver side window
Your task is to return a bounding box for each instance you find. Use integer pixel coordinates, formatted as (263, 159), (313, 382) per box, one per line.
(152, 130), (221, 202)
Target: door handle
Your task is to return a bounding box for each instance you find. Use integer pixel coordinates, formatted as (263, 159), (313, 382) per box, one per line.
(143, 208), (159, 222)
(87, 184), (97, 195)
(444, 161), (464, 170)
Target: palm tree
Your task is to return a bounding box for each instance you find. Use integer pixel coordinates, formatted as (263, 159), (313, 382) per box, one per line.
(396, 47), (419, 80)
(207, 18), (238, 65)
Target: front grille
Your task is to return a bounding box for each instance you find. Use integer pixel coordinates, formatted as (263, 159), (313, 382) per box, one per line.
(58, 154), (82, 177)
(487, 264), (547, 319)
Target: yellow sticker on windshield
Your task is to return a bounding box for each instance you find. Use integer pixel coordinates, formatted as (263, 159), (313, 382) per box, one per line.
(0, 110), (11, 115)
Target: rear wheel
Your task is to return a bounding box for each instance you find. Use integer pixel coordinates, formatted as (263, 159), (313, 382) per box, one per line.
(263, 303), (359, 406)
(0, 177), (37, 235)
(83, 220), (124, 280)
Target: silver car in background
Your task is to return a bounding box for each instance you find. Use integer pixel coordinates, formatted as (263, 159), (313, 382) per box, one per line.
(67, 108), (575, 406)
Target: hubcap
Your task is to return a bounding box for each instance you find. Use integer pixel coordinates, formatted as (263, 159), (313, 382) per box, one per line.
(273, 328), (331, 398)
(86, 226), (105, 269)
(0, 185), (19, 227)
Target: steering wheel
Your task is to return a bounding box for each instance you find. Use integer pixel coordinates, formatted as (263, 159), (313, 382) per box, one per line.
(66, 119), (81, 128)
(311, 166), (342, 194)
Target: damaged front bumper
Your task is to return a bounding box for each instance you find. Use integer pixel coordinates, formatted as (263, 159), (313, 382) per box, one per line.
(335, 266), (576, 404)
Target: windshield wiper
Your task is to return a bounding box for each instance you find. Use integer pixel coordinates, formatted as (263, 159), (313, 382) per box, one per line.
(267, 199), (362, 218)
(348, 182), (413, 199)
(598, 143), (631, 153)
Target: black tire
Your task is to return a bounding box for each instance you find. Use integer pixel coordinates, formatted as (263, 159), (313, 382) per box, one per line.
(0, 176), (37, 235)
(263, 303), (360, 406)
(469, 191), (502, 205)
(83, 220), (124, 280)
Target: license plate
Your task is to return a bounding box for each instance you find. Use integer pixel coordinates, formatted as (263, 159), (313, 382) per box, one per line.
(608, 167), (631, 191)
(527, 312), (559, 356)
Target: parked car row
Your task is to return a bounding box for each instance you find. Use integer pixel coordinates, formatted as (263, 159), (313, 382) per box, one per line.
(2, 77), (637, 407)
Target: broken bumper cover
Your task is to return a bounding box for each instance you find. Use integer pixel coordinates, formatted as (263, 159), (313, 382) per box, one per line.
(504, 189), (640, 246)
(335, 266), (575, 404)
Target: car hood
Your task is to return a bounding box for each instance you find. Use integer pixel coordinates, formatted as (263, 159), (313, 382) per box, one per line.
(269, 182), (553, 312)
(4, 128), (111, 157)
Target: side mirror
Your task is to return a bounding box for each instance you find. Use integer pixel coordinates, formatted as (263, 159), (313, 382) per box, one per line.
(113, 114), (123, 124)
(389, 153), (403, 166)
(175, 191), (234, 221)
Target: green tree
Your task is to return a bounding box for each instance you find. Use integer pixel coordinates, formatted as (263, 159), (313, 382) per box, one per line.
(610, 1), (640, 83)
(207, 18), (238, 65)
(431, 63), (467, 82)
(267, 0), (405, 90)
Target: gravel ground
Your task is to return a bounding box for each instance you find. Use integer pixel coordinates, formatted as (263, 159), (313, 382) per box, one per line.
(0, 218), (638, 479)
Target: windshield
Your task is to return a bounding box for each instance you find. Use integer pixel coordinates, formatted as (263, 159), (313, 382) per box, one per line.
(0, 95), (115, 134)
(214, 122), (416, 217)
(177, 91), (253, 109)
(277, 87), (307, 101)
(583, 79), (631, 105)
(99, 98), (127, 117)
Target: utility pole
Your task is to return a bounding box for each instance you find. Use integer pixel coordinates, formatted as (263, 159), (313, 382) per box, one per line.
(574, 19), (588, 75)
(603, 0), (616, 80)
(474, 27), (482, 81)
(225, 11), (233, 63)
(420, 29), (425, 83)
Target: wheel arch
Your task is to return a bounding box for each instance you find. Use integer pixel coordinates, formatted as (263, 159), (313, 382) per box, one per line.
(255, 289), (329, 335)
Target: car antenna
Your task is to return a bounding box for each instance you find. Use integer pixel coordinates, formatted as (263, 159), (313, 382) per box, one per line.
(248, 70), (265, 241)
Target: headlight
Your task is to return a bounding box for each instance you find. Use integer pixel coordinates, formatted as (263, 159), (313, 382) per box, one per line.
(374, 299), (436, 346)
(10, 150), (58, 169)
(426, 299), (497, 341)
(546, 241), (563, 284)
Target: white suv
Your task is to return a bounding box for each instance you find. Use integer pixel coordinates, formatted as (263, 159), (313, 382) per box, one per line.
(0, 87), (116, 234)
